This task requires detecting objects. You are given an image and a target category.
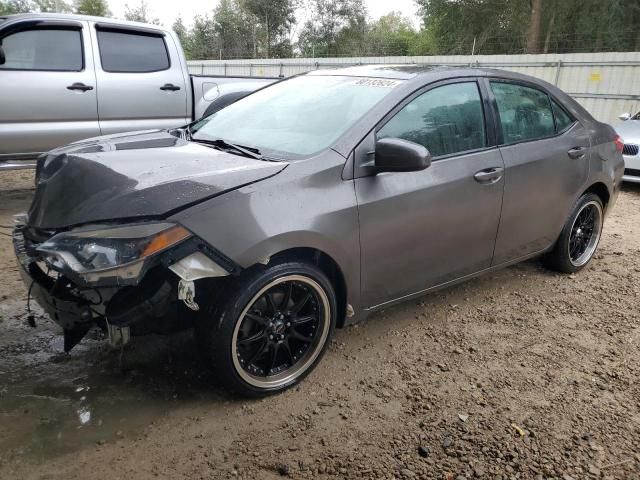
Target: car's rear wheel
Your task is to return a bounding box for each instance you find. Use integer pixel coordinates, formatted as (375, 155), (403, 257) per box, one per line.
(197, 261), (336, 396)
(545, 193), (604, 273)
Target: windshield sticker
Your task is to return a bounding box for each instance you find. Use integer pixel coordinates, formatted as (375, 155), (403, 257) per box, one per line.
(352, 78), (402, 88)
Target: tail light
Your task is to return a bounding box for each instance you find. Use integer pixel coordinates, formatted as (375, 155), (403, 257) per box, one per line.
(614, 135), (624, 153)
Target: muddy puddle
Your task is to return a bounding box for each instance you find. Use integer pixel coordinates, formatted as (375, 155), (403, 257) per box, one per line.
(1, 172), (231, 467)
(0, 172), (222, 464)
(0, 302), (225, 463)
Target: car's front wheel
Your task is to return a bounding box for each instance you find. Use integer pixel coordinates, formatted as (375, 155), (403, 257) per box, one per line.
(545, 193), (604, 273)
(197, 261), (336, 396)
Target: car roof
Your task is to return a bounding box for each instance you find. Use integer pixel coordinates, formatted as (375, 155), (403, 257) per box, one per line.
(308, 64), (549, 85)
(307, 64), (441, 80)
(307, 64), (587, 112)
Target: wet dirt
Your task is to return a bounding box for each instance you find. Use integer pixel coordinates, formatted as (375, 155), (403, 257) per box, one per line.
(0, 170), (639, 479)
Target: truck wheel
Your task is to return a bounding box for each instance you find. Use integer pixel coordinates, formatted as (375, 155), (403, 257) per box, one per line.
(197, 261), (336, 396)
(545, 193), (604, 273)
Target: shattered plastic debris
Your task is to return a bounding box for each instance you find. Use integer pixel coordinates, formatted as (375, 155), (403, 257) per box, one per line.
(511, 423), (526, 437)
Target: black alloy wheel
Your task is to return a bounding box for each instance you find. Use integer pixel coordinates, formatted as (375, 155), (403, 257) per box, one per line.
(197, 261), (336, 396)
(232, 275), (330, 387)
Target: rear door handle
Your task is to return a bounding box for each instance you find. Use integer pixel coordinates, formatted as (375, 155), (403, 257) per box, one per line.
(66, 82), (93, 92)
(160, 83), (181, 91)
(568, 147), (587, 159)
(474, 167), (504, 184)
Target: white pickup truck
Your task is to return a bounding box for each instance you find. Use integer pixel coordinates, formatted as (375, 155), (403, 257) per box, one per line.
(0, 13), (277, 169)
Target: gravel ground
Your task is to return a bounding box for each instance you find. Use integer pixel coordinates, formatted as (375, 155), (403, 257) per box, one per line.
(0, 170), (639, 480)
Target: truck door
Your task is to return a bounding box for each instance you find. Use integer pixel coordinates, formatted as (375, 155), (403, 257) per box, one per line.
(90, 23), (189, 136)
(0, 19), (100, 162)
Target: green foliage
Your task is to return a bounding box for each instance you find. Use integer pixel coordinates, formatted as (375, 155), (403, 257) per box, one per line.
(416, 0), (530, 55)
(240, 0), (296, 57)
(538, 0), (640, 53)
(415, 0), (640, 54)
(0, 0), (31, 14)
(172, 16), (192, 59)
(33, 0), (72, 12)
(189, 14), (217, 60)
(364, 11), (419, 56)
(176, 0), (638, 58)
(177, 0), (296, 59)
(213, 0), (254, 59)
(124, 0), (159, 24)
(74, 0), (109, 16)
(298, 0), (367, 56)
(4, 0), (634, 58)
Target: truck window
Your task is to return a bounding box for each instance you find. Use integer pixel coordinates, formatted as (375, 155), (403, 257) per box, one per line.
(0, 27), (83, 71)
(96, 29), (170, 73)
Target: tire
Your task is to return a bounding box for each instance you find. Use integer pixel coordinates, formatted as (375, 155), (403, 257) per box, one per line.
(196, 261), (337, 397)
(545, 193), (604, 273)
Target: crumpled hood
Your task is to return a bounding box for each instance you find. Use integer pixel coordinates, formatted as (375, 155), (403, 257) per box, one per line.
(28, 130), (287, 230)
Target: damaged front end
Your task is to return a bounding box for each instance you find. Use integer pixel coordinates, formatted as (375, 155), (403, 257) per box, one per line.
(13, 216), (239, 351)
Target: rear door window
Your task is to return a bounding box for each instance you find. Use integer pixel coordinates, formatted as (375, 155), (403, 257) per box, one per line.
(377, 82), (487, 158)
(490, 82), (555, 144)
(97, 29), (169, 73)
(551, 99), (575, 132)
(0, 28), (83, 71)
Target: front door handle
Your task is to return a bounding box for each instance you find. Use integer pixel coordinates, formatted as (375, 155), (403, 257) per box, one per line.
(474, 167), (504, 184)
(568, 147), (587, 159)
(160, 83), (181, 91)
(67, 82), (94, 92)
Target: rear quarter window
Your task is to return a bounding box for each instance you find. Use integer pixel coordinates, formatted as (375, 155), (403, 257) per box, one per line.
(551, 100), (575, 132)
(97, 29), (169, 73)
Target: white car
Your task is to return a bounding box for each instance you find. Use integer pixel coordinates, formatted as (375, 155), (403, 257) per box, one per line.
(616, 112), (640, 183)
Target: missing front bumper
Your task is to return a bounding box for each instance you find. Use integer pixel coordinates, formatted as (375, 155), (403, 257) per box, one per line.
(13, 225), (241, 351)
(14, 228), (195, 351)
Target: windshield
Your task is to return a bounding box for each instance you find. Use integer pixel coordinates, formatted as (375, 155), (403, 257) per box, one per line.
(192, 75), (403, 157)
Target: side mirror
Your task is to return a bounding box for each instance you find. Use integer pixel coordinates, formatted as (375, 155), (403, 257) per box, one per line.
(619, 112), (631, 121)
(0, 45), (5, 65)
(374, 137), (431, 173)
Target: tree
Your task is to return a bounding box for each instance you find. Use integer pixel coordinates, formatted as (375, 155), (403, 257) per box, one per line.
(133, 0), (640, 61)
(34, 0), (72, 12)
(416, 0), (530, 54)
(241, 0), (296, 57)
(124, 0), (159, 24)
(172, 16), (192, 59)
(74, 0), (109, 16)
(365, 11), (418, 56)
(0, 0), (31, 14)
(189, 14), (217, 60)
(540, 0), (640, 53)
(416, 0), (640, 55)
(525, 0), (543, 53)
(298, 0), (366, 56)
(212, 0), (254, 59)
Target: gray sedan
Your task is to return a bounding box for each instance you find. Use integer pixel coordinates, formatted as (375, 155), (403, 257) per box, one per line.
(13, 66), (624, 396)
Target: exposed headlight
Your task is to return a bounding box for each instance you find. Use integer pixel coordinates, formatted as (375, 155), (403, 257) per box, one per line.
(36, 222), (191, 283)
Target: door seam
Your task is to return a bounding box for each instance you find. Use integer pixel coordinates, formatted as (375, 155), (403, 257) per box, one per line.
(490, 147), (507, 267)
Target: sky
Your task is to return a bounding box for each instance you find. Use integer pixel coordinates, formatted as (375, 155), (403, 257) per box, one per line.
(107, 0), (421, 30)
